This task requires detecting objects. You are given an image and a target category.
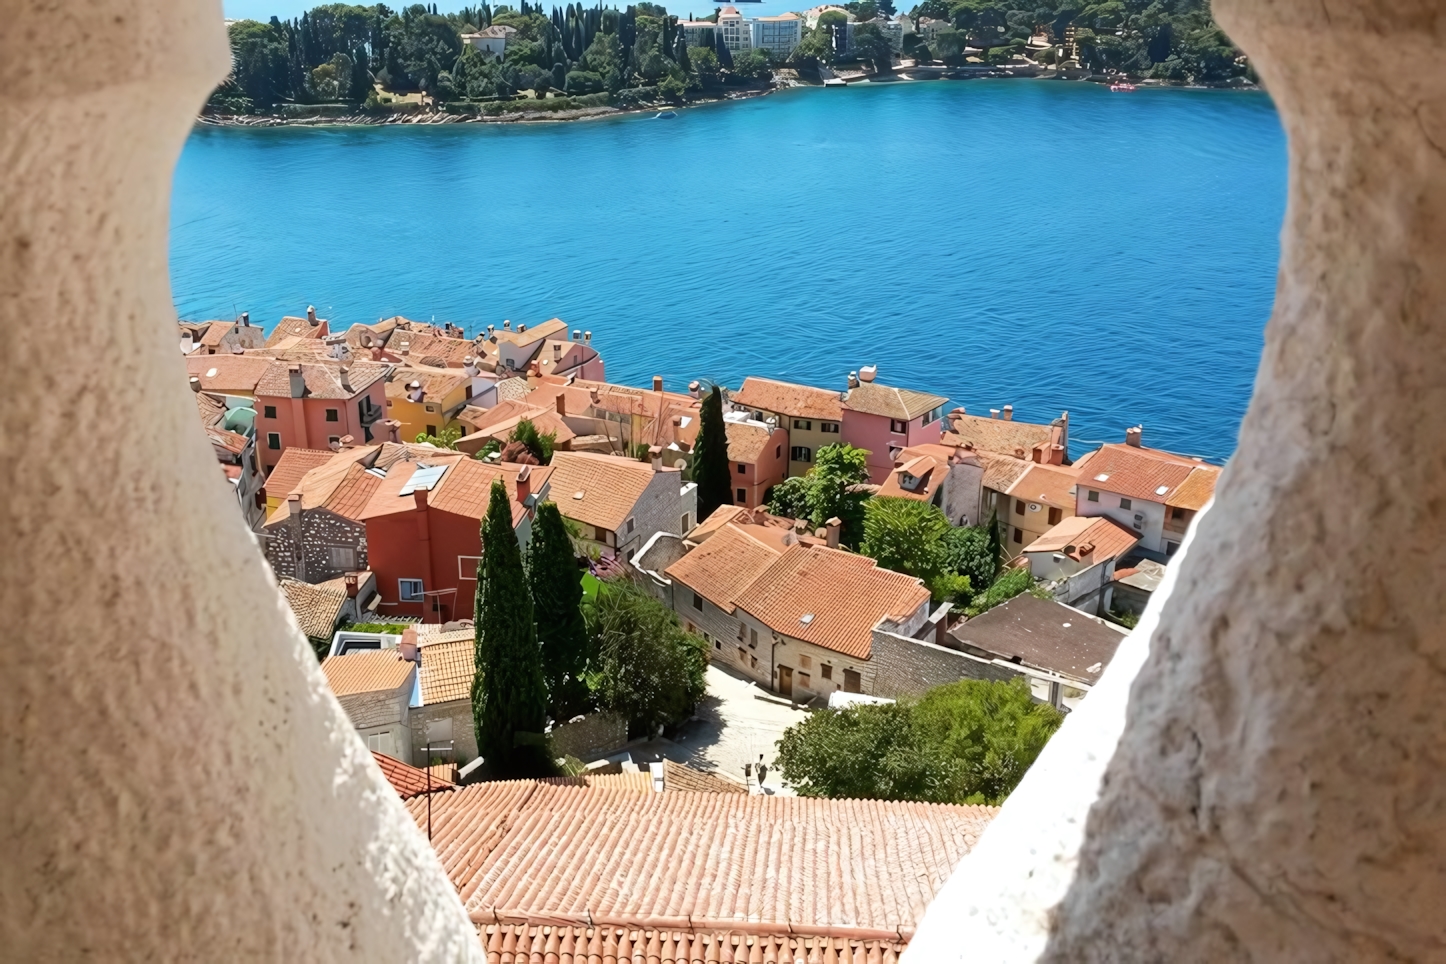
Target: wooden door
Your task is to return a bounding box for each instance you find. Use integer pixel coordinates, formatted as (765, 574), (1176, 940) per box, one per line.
(844, 669), (862, 693)
(778, 665), (793, 699)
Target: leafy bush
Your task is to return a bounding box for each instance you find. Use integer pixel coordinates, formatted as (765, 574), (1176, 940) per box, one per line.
(861, 497), (970, 603)
(962, 565), (1039, 618)
(564, 69), (605, 95)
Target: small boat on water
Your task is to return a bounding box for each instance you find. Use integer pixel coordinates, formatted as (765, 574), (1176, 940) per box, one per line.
(654, 110), (677, 119)
(1110, 82), (1137, 92)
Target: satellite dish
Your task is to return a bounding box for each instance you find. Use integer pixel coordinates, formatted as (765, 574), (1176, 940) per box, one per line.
(1028, 502), (1042, 513)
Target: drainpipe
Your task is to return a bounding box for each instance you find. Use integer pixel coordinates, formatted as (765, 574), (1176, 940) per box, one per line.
(771, 637), (779, 694)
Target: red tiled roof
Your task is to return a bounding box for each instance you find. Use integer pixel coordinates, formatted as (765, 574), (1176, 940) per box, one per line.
(279, 578), (349, 639)
(725, 421), (776, 465)
(255, 360), (388, 400)
(842, 383), (947, 421)
(943, 412), (1052, 457)
(665, 523), (784, 614)
(320, 649), (415, 697)
(431, 459), (552, 524)
(264, 447), (336, 497)
(976, 452), (1031, 494)
(1073, 444), (1215, 505)
(265, 446), (386, 523)
(538, 771), (655, 792)
(732, 545), (930, 660)
(407, 782), (995, 937)
(184, 353), (273, 394)
(730, 377), (843, 421)
(373, 751), (455, 800)
(1005, 462), (1080, 509)
(1024, 515), (1139, 563)
(478, 925), (905, 964)
(1168, 465), (1220, 510)
(548, 452), (668, 533)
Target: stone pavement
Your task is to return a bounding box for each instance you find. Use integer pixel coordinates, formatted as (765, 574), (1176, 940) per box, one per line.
(624, 663), (812, 795)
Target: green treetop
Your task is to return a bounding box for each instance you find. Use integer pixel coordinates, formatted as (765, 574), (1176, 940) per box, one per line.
(528, 501), (592, 718)
(472, 480), (553, 778)
(861, 496), (969, 602)
(691, 385), (733, 523)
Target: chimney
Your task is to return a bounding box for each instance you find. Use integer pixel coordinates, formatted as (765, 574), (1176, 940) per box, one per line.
(553, 343), (562, 362)
(371, 346), (383, 361)
(584, 331), (592, 345)
(848, 371), (859, 389)
(1126, 425), (1143, 447)
(572, 329), (581, 341)
(688, 380), (700, 398)
(1032, 442), (1046, 464)
(824, 517), (841, 549)
(1049, 443), (1065, 465)
(339, 364), (352, 394)
(516, 463), (532, 504)
(329, 438), (342, 452)
(487, 324), (496, 339)
(344, 572), (359, 598)
(306, 305), (317, 325)
(287, 492), (302, 519)
(503, 320), (511, 330)
(464, 356), (480, 377)
(413, 488), (429, 510)
(653, 375), (663, 393)
(399, 625), (418, 663)
(989, 408), (1000, 419)
(240, 311), (250, 327)
(1013, 447), (1026, 459)
(181, 330), (194, 351)
(649, 445), (663, 472)
(1002, 404), (1014, 421)
(382, 418), (402, 443)
(189, 376), (201, 393)
(517, 323), (527, 334)
(288, 364), (305, 398)
(556, 393), (567, 417)
(858, 365), (877, 383)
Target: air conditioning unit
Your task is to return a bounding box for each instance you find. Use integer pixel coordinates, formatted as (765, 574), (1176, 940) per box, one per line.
(1133, 522), (1143, 530)
(1028, 503), (1042, 513)
(1134, 513), (1144, 522)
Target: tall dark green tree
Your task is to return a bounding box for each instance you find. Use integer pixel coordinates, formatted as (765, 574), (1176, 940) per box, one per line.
(691, 385), (733, 523)
(472, 480), (553, 778)
(986, 508), (1003, 572)
(529, 501), (591, 718)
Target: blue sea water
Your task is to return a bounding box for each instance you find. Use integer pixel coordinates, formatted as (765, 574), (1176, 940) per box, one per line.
(170, 80), (1286, 461)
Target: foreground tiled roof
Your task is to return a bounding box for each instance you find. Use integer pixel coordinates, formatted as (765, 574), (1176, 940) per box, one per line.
(184, 353), (273, 394)
(279, 578), (349, 639)
(661, 759), (746, 794)
(732, 545), (930, 660)
(321, 649), (414, 697)
(549, 452), (667, 532)
(407, 782), (995, 937)
(478, 925), (906, 964)
(1073, 444), (1217, 505)
(255, 360), (388, 399)
(943, 412), (1052, 457)
(374, 751), (455, 800)
(977, 452), (1032, 493)
(725, 421), (775, 464)
(264, 447), (336, 497)
(1024, 515), (1138, 563)
(730, 377), (843, 421)
(539, 771), (655, 792)
(420, 632), (476, 705)
(666, 523), (783, 614)
(264, 446), (386, 524)
(841, 383), (946, 421)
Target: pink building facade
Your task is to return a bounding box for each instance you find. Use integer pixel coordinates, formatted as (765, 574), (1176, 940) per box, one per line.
(838, 375), (949, 483)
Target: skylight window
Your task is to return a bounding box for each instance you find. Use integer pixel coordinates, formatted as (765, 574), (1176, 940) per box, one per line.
(399, 463), (449, 495)
(800, 613), (815, 625)
(1156, 484), (1170, 495)
(1094, 473), (1110, 482)
(573, 490), (585, 500)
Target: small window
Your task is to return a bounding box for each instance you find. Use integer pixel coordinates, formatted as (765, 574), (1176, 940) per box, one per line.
(750, 655), (758, 669)
(626, 517), (635, 534)
(736, 488), (746, 503)
(798, 672), (811, 689)
(793, 419), (812, 431)
(821, 421), (840, 434)
(843, 669), (861, 693)
(776, 445), (782, 458)
(749, 628), (758, 648)
(715, 640), (721, 650)
(426, 425), (438, 436)
(821, 663), (832, 680)
(791, 446), (813, 463)
(681, 513), (690, 532)
(458, 555), (483, 580)
(692, 592), (704, 611)
(1120, 497), (1133, 510)
(425, 404), (438, 413)
(267, 432), (281, 450)
(325, 408), (339, 422)
(399, 578), (424, 602)
(738, 647), (748, 663)
(1172, 507), (1186, 520)
(889, 419), (907, 434)
(1015, 499), (1026, 516)
(799, 654), (811, 669)
(263, 405), (277, 419)
(465, 385), (473, 399)
(1013, 527), (1023, 544)
(328, 436), (340, 446)
(329, 546), (356, 569)
(736, 463), (746, 474)
(1048, 506), (1063, 525)
(1087, 490), (1100, 502)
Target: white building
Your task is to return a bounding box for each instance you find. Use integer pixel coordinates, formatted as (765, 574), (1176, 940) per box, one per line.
(679, 19), (716, 48)
(461, 24), (515, 60)
(716, 5), (751, 52)
(750, 13), (803, 57)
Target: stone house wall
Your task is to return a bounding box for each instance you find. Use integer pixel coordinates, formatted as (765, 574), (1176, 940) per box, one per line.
(870, 629), (1022, 700)
(408, 698), (479, 766)
(550, 712), (628, 761)
(265, 508), (368, 583)
(615, 470), (687, 562)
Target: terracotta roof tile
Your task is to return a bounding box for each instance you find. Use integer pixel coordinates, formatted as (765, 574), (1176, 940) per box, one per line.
(408, 782), (996, 936)
(195, 390), (227, 429)
(265, 314), (328, 348)
(665, 523), (784, 613)
(420, 633), (476, 705)
(661, 759), (747, 793)
(387, 366), (472, 402)
(842, 383), (947, 421)
(943, 413), (1052, 456)
(264, 446), (386, 524)
(1024, 515), (1138, 563)
(255, 360), (389, 400)
(198, 320), (233, 348)
(431, 460), (552, 523)
(264, 447), (336, 498)
(1168, 465), (1220, 510)
(1005, 462), (1080, 509)
(538, 771), (656, 792)
(729, 377), (843, 421)
(1074, 444), (1210, 504)
(976, 452), (1032, 493)
(184, 353), (274, 394)
(489, 318), (568, 347)
(320, 649), (415, 697)
(389, 332), (482, 367)
(477, 926), (906, 964)
(725, 421), (775, 464)
(548, 452), (668, 533)
(732, 545), (931, 660)
(373, 751), (455, 800)
(686, 505), (804, 544)
(279, 578), (348, 639)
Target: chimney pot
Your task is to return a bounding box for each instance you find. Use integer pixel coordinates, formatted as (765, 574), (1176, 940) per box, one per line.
(848, 371), (859, 389)
(189, 376), (201, 393)
(653, 375), (663, 393)
(1125, 425), (1143, 447)
(241, 311), (250, 326)
(1050, 443), (1065, 465)
(517, 323), (526, 334)
(649, 445), (663, 472)
(1002, 404), (1014, 421)
(573, 329), (581, 341)
(344, 573), (359, 598)
(824, 517), (842, 549)
(306, 305), (317, 324)
(516, 463), (533, 503)
(413, 488), (429, 509)
(989, 409), (1001, 419)
(583, 330), (592, 345)
(688, 380), (700, 398)
(399, 625), (418, 662)
(503, 320), (511, 330)
(371, 346), (383, 361)
(553, 343), (562, 361)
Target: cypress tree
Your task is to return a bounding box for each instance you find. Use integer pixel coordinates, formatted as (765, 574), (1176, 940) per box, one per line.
(529, 502), (591, 718)
(716, 30), (734, 69)
(986, 508), (1002, 573)
(472, 481), (553, 778)
(692, 385), (733, 523)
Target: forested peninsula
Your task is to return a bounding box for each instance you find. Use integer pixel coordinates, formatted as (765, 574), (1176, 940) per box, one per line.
(206, 0), (1251, 124)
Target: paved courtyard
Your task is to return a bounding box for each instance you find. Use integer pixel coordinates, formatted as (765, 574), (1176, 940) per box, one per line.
(626, 664), (811, 794)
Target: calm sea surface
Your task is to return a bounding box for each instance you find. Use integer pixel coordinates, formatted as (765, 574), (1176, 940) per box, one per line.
(170, 80), (1286, 460)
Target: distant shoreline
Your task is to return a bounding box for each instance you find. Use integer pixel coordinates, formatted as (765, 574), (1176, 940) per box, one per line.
(195, 73), (1260, 130)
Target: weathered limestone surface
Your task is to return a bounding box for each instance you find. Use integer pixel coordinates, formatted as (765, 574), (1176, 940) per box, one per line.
(0, 0), (481, 959)
(911, 2), (1446, 961)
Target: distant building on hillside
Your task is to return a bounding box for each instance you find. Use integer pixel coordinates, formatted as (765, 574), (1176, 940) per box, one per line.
(750, 12), (803, 56)
(679, 19), (717, 47)
(716, 5), (751, 51)
(461, 23), (515, 59)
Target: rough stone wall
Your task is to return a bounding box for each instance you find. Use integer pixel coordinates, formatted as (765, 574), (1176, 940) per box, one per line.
(618, 470), (685, 560)
(871, 629), (1021, 700)
(0, 2), (482, 956)
(339, 678), (413, 731)
(409, 698), (479, 765)
(550, 711), (628, 761)
(266, 509), (367, 583)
